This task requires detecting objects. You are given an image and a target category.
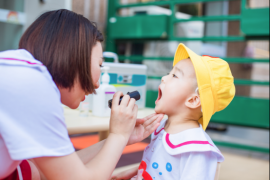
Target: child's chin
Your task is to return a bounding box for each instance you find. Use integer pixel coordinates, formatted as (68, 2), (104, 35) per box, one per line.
(155, 105), (163, 114)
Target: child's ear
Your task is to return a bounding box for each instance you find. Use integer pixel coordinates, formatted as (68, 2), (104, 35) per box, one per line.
(185, 94), (201, 109)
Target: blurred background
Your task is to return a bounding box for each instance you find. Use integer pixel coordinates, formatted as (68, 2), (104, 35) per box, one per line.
(0, 0), (269, 179)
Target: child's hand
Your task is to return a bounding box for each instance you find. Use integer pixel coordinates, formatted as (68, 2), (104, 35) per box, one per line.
(127, 113), (164, 145)
(111, 167), (138, 180)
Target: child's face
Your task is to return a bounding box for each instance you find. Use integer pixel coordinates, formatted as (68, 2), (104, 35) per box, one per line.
(155, 59), (198, 115)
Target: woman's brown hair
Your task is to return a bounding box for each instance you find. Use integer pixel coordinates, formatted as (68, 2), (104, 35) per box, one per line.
(19, 9), (103, 94)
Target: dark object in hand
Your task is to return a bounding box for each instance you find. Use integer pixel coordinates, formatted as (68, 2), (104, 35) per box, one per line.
(108, 91), (141, 109)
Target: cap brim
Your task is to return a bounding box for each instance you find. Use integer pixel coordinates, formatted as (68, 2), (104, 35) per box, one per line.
(173, 44), (215, 130)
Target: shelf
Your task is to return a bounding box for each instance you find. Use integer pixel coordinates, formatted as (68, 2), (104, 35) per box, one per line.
(0, 8), (25, 25)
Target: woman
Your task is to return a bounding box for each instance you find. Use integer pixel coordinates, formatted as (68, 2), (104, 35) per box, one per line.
(0, 9), (163, 180)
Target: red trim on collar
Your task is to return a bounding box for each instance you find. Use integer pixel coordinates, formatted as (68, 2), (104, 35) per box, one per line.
(0, 58), (43, 66)
(154, 128), (164, 136)
(165, 133), (213, 149)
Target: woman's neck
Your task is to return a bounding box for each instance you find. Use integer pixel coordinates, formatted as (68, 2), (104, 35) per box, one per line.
(164, 112), (200, 134)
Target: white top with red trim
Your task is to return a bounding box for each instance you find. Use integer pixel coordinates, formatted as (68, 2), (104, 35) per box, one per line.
(0, 49), (75, 179)
(139, 119), (224, 180)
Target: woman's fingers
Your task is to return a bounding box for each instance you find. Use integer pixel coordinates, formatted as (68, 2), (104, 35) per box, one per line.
(145, 122), (160, 135)
(143, 114), (160, 127)
(109, 91), (138, 140)
(143, 115), (164, 138)
(112, 91), (124, 108)
(134, 113), (156, 126)
(144, 114), (164, 127)
(128, 98), (136, 109)
(137, 169), (144, 180)
(132, 104), (138, 113)
(120, 94), (131, 107)
(142, 113), (157, 121)
(132, 105), (139, 121)
(135, 113), (163, 128)
(135, 118), (145, 126)
(131, 170), (143, 180)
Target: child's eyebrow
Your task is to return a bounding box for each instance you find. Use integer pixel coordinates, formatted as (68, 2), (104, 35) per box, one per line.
(175, 67), (184, 76)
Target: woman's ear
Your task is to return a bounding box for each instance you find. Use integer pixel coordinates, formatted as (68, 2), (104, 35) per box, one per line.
(185, 94), (201, 109)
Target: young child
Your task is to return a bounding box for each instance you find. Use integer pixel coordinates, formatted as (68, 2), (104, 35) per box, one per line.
(112, 43), (235, 180)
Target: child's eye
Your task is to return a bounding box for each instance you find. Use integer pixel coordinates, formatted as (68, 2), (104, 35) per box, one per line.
(173, 74), (178, 78)
(100, 65), (104, 68)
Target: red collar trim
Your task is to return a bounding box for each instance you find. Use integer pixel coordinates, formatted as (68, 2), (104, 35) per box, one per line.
(165, 133), (213, 149)
(154, 128), (164, 136)
(0, 58), (43, 66)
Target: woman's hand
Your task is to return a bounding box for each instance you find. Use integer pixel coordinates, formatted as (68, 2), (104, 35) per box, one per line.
(127, 113), (164, 145)
(131, 170), (144, 180)
(109, 92), (138, 141)
(111, 167), (138, 180)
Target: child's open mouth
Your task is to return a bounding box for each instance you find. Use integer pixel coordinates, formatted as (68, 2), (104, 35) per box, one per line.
(155, 87), (162, 104)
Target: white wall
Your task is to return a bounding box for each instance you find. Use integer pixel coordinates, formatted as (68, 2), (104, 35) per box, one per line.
(24, 0), (72, 31)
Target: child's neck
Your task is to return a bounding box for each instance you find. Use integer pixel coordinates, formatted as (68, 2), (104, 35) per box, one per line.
(164, 112), (200, 134)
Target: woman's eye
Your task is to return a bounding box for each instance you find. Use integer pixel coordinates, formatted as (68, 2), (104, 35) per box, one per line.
(100, 65), (104, 68)
(173, 74), (177, 78)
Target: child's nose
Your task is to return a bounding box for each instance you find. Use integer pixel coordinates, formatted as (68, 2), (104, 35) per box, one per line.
(161, 76), (166, 83)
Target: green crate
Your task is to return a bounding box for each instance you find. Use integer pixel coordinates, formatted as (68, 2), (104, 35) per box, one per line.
(109, 15), (169, 39)
(212, 97), (270, 129)
(241, 8), (270, 36)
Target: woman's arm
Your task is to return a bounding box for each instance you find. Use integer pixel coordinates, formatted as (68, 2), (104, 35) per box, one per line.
(111, 166), (139, 180)
(76, 113), (164, 165)
(33, 92), (138, 180)
(34, 133), (128, 180)
(76, 139), (106, 164)
(29, 113), (164, 180)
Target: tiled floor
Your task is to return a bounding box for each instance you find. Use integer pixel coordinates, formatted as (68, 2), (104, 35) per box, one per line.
(219, 150), (269, 180)
(71, 134), (269, 180)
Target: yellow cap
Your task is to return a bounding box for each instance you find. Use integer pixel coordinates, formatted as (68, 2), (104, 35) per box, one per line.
(173, 43), (236, 130)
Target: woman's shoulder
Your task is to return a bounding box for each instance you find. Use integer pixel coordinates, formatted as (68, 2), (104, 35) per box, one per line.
(0, 49), (59, 97)
(0, 49), (43, 66)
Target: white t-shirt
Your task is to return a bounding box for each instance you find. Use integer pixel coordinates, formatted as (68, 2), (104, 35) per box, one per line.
(138, 120), (224, 180)
(0, 49), (75, 179)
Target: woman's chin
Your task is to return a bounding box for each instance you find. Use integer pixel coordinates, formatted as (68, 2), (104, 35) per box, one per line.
(65, 102), (80, 109)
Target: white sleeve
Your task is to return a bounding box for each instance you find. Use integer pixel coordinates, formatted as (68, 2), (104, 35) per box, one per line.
(0, 65), (75, 160)
(179, 151), (218, 180)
